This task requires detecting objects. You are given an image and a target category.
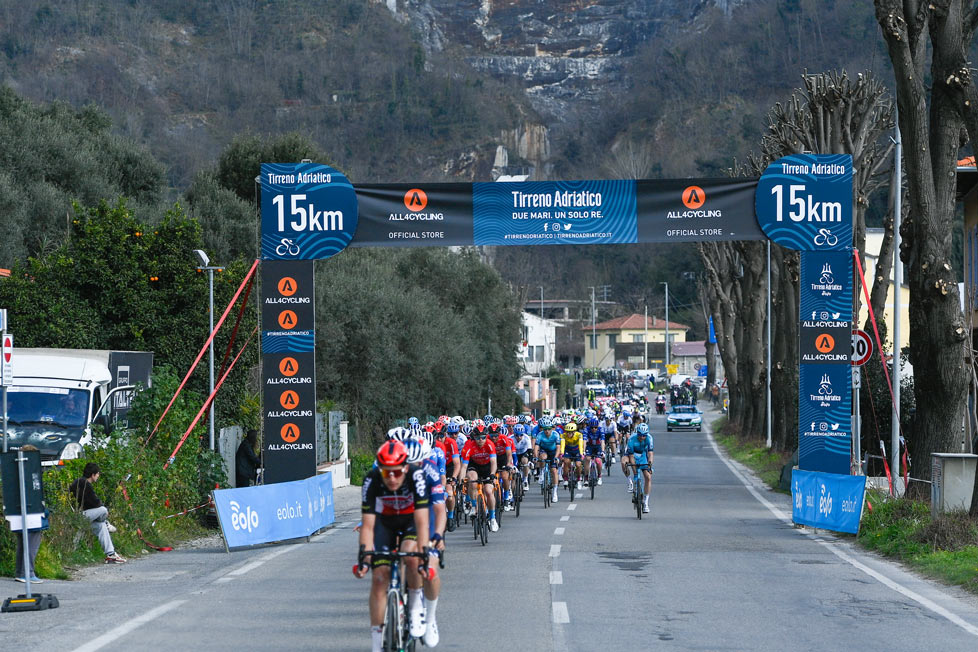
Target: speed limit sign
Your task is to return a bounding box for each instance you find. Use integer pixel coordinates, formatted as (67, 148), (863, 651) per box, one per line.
(851, 330), (872, 366)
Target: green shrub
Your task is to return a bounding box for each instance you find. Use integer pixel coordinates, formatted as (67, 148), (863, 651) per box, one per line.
(350, 452), (374, 487)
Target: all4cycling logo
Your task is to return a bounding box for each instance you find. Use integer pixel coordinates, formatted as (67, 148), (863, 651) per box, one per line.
(230, 500), (259, 533)
(667, 185), (722, 219)
(388, 187), (445, 222)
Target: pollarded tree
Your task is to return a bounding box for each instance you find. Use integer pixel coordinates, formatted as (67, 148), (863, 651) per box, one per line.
(874, 2), (975, 500)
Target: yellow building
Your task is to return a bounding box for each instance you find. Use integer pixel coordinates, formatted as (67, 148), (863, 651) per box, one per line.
(858, 228), (910, 355)
(582, 314), (688, 370)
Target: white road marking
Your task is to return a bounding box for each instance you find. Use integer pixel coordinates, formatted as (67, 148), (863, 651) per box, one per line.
(549, 544), (561, 557)
(73, 600), (186, 652)
(552, 601), (570, 624)
(707, 431), (978, 639)
(560, 515), (570, 522)
(567, 503), (577, 511)
(215, 577), (235, 583)
(554, 527), (565, 535)
(550, 571), (563, 584)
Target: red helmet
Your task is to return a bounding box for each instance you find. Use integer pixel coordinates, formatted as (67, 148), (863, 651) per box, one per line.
(504, 415), (518, 426)
(473, 419), (486, 432)
(423, 422), (436, 433)
(433, 420), (445, 432)
(438, 415), (449, 424)
(376, 440), (408, 466)
(487, 420), (501, 433)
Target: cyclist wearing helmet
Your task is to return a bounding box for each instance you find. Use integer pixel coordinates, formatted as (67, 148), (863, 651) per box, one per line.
(511, 423), (533, 491)
(583, 417), (605, 487)
(533, 417), (561, 503)
(458, 423), (500, 532)
(355, 441), (432, 649)
(434, 423), (462, 530)
(409, 437), (447, 648)
(623, 423), (654, 513)
(559, 421), (585, 488)
(487, 419), (514, 511)
(601, 413), (618, 465)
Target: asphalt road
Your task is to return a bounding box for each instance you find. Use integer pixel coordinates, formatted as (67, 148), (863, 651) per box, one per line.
(5, 404), (978, 651)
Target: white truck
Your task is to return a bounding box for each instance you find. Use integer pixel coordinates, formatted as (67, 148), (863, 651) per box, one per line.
(3, 349), (153, 464)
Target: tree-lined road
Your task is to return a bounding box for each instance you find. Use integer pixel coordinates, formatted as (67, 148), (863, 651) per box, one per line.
(5, 409), (978, 651)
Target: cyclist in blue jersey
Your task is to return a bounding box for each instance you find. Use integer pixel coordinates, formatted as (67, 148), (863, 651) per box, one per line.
(583, 417), (605, 486)
(533, 417), (561, 503)
(407, 437), (446, 647)
(623, 423), (654, 513)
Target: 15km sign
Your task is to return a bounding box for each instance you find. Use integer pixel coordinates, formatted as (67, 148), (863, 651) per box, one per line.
(851, 330), (872, 366)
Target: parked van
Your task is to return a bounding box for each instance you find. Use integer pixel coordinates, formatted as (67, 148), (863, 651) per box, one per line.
(3, 349), (152, 464)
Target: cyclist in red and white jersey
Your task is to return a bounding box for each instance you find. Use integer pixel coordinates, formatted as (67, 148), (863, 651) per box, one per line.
(458, 421), (500, 531)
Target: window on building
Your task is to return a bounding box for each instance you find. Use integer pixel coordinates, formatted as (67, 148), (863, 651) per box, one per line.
(526, 347), (535, 361)
(589, 335), (597, 349)
(608, 334), (617, 347)
(535, 346), (544, 362)
(632, 334), (644, 343)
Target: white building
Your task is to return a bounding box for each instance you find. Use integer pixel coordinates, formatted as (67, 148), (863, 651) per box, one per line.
(520, 311), (561, 376)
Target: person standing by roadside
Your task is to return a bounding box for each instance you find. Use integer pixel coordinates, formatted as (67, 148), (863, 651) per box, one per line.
(12, 445), (48, 583)
(236, 429), (262, 488)
(68, 463), (126, 564)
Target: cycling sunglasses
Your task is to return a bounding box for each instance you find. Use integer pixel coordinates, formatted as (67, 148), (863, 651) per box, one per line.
(380, 466), (407, 479)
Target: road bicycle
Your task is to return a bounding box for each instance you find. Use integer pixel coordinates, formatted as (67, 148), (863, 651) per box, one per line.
(469, 477), (494, 545)
(626, 462), (653, 520)
(356, 546), (430, 652)
(539, 456), (556, 508)
(510, 464), (524, 517)
(587, 453), (604, 500)
(446, 478), (462, 532)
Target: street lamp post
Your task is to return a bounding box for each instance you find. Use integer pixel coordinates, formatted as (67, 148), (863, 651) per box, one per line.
(660, 282), (670, 369)
(194, 249), (224, 450)
(539, 286), (545, 378)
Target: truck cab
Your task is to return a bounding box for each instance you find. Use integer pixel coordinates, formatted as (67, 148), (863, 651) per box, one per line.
(3, 349), (152, 464)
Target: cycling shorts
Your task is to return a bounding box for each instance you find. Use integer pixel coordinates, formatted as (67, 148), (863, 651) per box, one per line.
(445, 460), (455, 478)
(537, 446), (558, 458)
(563, 448), (582, 461)
(518, 450), (534, 465)
(371, 517), (417, 568)
(585, 445), (603, 458)
(468, 462), (493, 480)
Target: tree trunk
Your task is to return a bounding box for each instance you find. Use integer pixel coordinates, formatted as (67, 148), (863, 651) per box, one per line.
(771, 244), (799, 452)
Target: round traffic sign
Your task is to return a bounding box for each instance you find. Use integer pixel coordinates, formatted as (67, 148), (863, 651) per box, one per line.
(851, 330), (872, 366)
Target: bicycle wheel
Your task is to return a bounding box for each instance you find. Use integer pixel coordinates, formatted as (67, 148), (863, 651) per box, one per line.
(542, 471), (551, 508)
(590, 465), (596, 500)
(480, 505), (488, 545)
(472, 498), (479, 540)
(383, 590), (400, 652)
(635, 483), (643, 520)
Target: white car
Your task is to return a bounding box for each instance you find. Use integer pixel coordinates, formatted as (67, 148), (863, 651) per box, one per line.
(584, 379), (608, 396)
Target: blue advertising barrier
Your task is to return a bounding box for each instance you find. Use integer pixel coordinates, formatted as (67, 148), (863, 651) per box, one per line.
(791, 469), (866, 534)
(213, 472), (335, 550)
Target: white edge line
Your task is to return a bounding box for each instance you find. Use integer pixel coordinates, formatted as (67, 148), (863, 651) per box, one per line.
(72, 599), (187, 652)
(707, 431), (978, 638)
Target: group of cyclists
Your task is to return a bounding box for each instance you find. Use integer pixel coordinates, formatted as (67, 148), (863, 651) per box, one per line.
(354, 399), (656, 652)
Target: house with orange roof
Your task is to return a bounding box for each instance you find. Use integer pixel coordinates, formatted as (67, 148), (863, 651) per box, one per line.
(582, 313), (689, 370)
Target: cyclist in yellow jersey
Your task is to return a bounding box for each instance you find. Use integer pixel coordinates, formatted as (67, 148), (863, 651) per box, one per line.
(558, 421), (585, 488)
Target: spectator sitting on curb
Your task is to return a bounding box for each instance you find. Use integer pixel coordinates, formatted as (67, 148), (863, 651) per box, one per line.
(68, 463), (126, 564)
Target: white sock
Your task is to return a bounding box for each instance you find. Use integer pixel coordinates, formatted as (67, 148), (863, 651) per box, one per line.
(371, 626), (383, 651)
(426, 597), (438, 621)
(409, 588), (423, 611)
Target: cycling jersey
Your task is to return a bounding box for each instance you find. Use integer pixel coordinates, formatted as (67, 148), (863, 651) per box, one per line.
(583, 427), (604, 446)
(489, 435), (513, 465)
(601, 421), (617, 437)
(559, 431), (584, 457)
(361, 465), (430, 518)
(434, 436), (461, 468)
(513, 434), (533, 455)
(429, 445), (447, 477)
(535, 430), (560, 452)
(460, 438), (497, 466)
(625, 434), (653, 465)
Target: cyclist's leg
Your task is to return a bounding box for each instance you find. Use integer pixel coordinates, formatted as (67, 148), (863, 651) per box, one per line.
(643, 466), (652, 496)
(368, 521), (396, 628)
(466, 468), (479, 513)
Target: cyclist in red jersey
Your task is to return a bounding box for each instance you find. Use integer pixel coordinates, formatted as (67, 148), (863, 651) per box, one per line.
(458, 422), (500, 531)
(488, 419), (515, 511)
(434, 423), (462, 530)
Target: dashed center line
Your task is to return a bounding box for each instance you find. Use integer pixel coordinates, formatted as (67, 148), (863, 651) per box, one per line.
(550, 571), (563, 584)
(560, 515), (570, 522)
(554, 527), (565, 535)
(567, 503), (577, 511)
(549, 544), (561, 557)
(552, 601), (570, 623)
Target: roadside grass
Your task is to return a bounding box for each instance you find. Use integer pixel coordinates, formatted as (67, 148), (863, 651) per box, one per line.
(711, 416), (791, 493)
(711, 417), (978, 595)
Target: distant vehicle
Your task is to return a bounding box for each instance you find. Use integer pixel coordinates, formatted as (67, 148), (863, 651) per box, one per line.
(584, 379), (608, 396)
(4, 349), (152, 464)
(670, 374), (690, 387)
(666, 404), (702, 432)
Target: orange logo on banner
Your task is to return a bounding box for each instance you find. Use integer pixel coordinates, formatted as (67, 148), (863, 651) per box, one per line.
(280, 423), (300, 443)
(404, 188), (428, 212)
(279, 357), (299, 377)
(277, 277), (297, 297)
(278, 310), (297, 330)
(682, 186), (705, 209)
(280, 390), (299, 409)
(815, 334), (836, 353)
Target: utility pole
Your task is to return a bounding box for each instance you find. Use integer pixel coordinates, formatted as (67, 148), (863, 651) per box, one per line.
(660, 282), (670, 369)
(766, 240), (772, 449)
(644, 303), (649, 368)
(892, 104), (902, 484)
(589, 286), (596, 371)
(539, 286), (545, 378)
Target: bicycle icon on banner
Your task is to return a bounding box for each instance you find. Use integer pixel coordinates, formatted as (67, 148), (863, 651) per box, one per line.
(275, 238), (301, 256)
(813, 228), (838, 247)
